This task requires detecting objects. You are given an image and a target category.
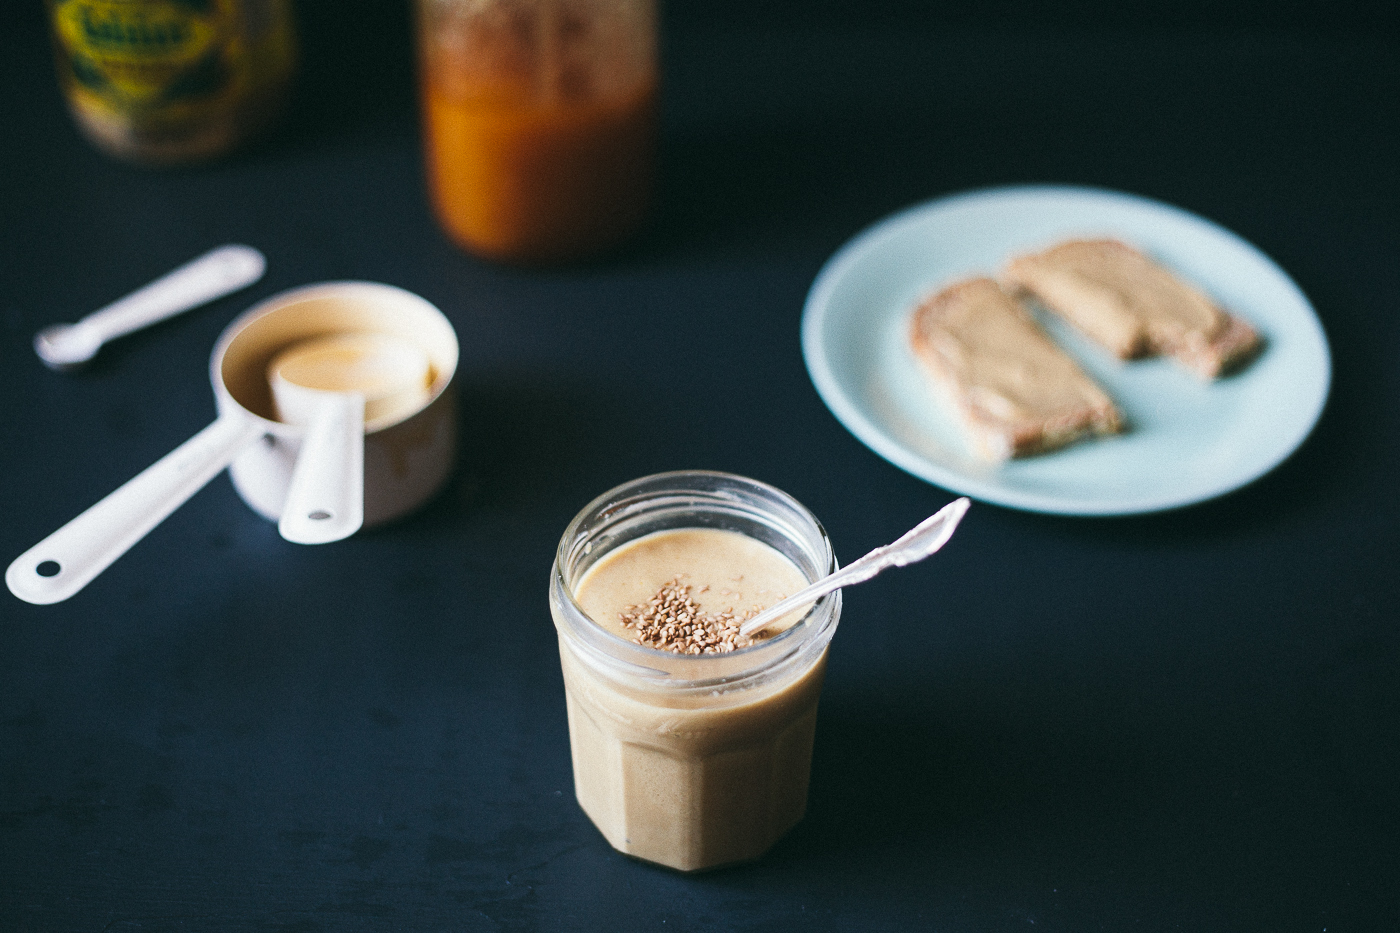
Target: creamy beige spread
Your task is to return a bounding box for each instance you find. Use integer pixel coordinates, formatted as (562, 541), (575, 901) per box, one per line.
(1004, 239), (1225, 359)
(267, 333), (432, 427)
(575, 527), (809, 645)
(909, 277), (1121, 460)
(559, 526), (825, 871)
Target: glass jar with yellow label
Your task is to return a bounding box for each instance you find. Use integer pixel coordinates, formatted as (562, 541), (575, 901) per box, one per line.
(47, 0), (297, 165)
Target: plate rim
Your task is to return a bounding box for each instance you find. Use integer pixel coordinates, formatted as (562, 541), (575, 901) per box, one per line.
(801, 183), (1332, 516)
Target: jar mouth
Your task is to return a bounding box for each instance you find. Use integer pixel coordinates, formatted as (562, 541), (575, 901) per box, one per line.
(550, 470), (840, 691)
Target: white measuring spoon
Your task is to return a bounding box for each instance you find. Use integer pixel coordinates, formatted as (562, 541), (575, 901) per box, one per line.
(739, 497), (971, 637)
(268, 333), (432, 545)
(33, 244), (266, 370)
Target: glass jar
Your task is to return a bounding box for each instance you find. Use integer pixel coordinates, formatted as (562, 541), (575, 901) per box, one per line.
(549, 471), (841, 872)
(47, 0), (297, 166)
(415, 0), (657, 263)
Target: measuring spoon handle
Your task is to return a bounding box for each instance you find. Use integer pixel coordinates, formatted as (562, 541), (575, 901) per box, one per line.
(81, 245), (266, 344)
(277, 391), (365, 545)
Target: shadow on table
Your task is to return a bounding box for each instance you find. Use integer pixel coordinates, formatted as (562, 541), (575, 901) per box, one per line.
(745, 684), (1353, 901)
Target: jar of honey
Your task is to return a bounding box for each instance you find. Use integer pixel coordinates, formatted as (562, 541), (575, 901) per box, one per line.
(47, 0), (297, 166)
(415, 0), (657, 264)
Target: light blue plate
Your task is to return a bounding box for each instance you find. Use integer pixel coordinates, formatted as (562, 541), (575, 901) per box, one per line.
(801, 185), (1331, 515)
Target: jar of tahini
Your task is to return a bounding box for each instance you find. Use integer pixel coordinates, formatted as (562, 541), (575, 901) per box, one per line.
(47, 0), (297, 165)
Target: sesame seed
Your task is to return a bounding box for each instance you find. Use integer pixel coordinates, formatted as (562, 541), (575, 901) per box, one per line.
(617, 575), (761, 654)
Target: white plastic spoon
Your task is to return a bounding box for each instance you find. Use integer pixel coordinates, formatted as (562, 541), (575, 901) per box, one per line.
(268, 333), (432, 545)
(739, 497), (971, 637)
(33, 244), (266, 370)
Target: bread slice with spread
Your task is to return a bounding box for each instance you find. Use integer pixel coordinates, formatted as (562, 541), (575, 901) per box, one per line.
(1002, 238), (1262, 379)
(908, 276), (1124, 461)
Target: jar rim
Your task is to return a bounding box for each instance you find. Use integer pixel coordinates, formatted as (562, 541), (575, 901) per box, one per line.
(550, 470), (840, 690)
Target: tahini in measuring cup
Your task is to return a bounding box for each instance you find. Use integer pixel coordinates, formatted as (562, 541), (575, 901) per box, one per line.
(7, 282), (459, 605)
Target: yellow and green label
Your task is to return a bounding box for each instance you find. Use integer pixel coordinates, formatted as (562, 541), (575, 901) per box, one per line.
(49, 0), (293, 123)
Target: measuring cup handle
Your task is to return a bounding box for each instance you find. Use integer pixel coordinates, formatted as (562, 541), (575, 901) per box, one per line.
(277, 392), (365, 545)
(6, 413), (264, 605)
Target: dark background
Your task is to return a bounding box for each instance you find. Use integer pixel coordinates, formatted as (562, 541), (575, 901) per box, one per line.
(2, 1), (1398, 930)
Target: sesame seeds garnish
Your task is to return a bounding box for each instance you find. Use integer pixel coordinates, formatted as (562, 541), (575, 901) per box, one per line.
(620, 576), (762, 655)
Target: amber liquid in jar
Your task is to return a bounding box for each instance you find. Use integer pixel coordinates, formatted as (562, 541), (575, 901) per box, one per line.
(417, 0), (656, 264)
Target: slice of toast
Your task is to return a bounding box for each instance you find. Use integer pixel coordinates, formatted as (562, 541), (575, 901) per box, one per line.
(908, 277), (1124, 461)
(1002, 238), (1261, 379)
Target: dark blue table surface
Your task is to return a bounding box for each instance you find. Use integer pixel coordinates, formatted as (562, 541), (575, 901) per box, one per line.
(2, 2), (1397, 930)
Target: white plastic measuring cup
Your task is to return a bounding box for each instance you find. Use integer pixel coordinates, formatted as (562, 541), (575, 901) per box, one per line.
(7, 282), (458, 605)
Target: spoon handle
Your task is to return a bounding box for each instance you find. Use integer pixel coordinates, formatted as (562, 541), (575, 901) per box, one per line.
(81, 245), (266, 343)
(739, 497), (970, 636)
(277, 391), (366, 545)
(6, 412), (264, 605)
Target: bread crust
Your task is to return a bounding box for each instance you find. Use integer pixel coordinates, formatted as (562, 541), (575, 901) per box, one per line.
(1002, 238), (1262, 379)
(908, 277), (1123, 461)
(1173, 310), (1264, 379)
